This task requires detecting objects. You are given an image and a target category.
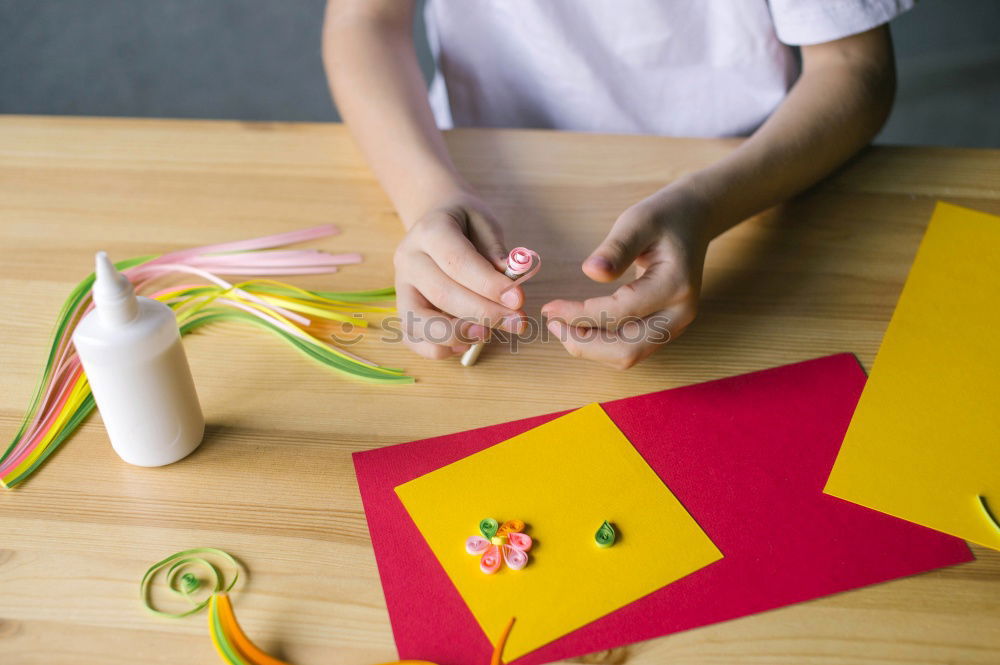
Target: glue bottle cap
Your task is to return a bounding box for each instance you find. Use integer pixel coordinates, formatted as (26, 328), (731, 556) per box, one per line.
(93, 251), (139, 326)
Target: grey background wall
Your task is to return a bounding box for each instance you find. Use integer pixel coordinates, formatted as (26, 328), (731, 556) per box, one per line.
(1, 0), (998, 147)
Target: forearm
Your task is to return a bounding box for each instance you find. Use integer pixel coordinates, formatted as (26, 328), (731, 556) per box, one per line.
(677, 27), (896, 241)
(322, 2), (467, 227)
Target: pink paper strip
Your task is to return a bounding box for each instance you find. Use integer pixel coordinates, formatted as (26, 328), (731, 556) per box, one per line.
(353, 354), (972, 665)
(143, 224), (339, 266)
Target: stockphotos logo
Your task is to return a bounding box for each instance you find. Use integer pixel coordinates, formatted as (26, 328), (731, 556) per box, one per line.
(331, 312), (672, 352)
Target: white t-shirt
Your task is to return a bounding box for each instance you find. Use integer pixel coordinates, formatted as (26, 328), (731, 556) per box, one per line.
(425, 0), (914, 137)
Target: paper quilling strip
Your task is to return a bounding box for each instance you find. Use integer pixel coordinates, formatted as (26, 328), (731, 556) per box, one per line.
(980, 495), (1000, 533)
(143, 547), (515, 665)
(210, 594), (516, 665)
(141, 547), (242, 618)
(209, 593), (471, 665)
(0, 225), (412, 489)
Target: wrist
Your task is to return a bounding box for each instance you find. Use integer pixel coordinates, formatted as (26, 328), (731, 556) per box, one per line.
(641, 178), (717, 254)
(399, 174), (480, 228)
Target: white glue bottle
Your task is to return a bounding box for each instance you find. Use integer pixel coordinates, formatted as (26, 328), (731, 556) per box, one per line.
(72, 251), (204, 466)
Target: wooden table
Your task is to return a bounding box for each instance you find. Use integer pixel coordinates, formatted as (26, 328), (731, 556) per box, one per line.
(1, 116), (998, 664)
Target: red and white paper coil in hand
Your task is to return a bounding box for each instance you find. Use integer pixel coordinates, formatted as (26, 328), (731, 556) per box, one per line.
(460, 247), (541, 367)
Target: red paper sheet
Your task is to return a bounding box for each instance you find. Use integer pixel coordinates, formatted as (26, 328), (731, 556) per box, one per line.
(353, 354), (972, 665)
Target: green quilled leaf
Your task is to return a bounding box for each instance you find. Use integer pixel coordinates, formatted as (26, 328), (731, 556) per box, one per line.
(595, 520), (617, 548)
(479, 518), (499, 540)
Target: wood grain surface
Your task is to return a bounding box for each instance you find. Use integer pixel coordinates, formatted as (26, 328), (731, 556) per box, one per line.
(1, 116), (998, 664)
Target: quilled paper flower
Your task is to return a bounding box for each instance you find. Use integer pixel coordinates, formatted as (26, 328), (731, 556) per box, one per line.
(466, 518), (532, 574)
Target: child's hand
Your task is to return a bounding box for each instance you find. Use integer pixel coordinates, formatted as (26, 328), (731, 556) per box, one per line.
(541, 186), (710, 369)
(393, 192), (526, 359)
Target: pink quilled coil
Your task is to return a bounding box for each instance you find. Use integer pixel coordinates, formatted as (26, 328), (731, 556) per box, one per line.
(506, 247), (537, 276)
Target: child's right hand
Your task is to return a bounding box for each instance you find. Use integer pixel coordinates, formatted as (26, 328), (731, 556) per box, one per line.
(393, 192), (526, 359)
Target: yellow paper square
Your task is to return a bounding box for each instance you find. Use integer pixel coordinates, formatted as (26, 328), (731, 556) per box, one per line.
(825, 202), (1000, 550)
(395, 403), (723, 659)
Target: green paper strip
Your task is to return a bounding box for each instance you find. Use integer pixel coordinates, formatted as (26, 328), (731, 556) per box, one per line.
(255, 283), (397, 303)
(595, 520), (616, 548)
(479, 518), (499, 540)
(140, 548), (241, 619)
(980, 495), (1000, 533)
(210, 598), (253, 665)
(1, 251), (410, 490)
(178, 308), (413, 383)
(0, 256), (152, 467)
(3, 394), (96, 489)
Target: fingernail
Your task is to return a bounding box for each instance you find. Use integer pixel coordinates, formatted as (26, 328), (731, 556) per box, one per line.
(467, 324), (489, 340)
(586, 256), (614, 272)
(501, 289), (520, 308)
(502, 315), (525, 334)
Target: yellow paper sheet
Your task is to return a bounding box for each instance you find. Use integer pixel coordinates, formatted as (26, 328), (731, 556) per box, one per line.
(395, 403), (723, 659)
(825, 202), (1000, 550)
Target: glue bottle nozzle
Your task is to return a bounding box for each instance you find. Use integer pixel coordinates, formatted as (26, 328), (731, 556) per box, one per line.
(93, 251), (139, 326)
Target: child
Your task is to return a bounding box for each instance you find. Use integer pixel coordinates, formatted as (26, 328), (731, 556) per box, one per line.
(323, 0), (910, 368)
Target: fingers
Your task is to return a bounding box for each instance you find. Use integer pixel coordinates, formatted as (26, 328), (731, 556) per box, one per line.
(393, 197), (532, 361)
(394, 283), (490, 359)
(582, 207), (660, 283)
(422, 220), (525, 310)
(465, 207), (510, 272)
(413, 205), (524, 309)
(407, 252), (526, 334)
(545, 304), (695, 370)
(541, 261), (684, 326)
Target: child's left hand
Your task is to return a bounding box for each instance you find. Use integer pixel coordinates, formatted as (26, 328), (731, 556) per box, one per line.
(541, 184), (711, 369)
